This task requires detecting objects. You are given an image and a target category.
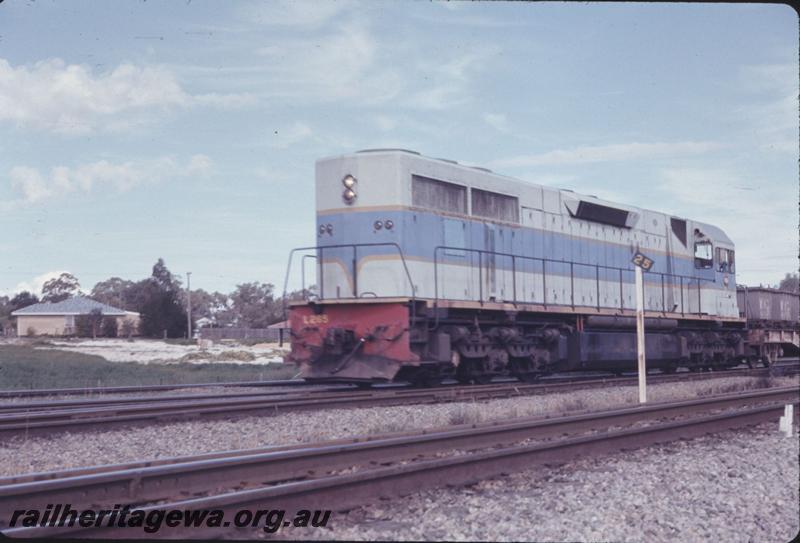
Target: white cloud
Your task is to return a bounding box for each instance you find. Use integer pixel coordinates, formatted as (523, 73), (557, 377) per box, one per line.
(373, 115), (399, 132)
(9, 167), (53, 203)
(492, 141), (725, 168)
(268, 121), (314, 149)
(483, 113), (509, 132)
(403, 47), (499, 110)
(9, 270), (69, 297)
(736, 63), (799, 153)
(248, 22), (496, 111)
(0, 58), (255, 134)
(738, 63), (796, 94)
(254, 23), (402, 106)
(657, 167), (796, 286)
(9, 154), (213, 203)
(238, 0), (352, 27)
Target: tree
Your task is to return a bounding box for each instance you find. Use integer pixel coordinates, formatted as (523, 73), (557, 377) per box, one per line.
(41, 272), (81, 303)
(76, 308), (103, 338)
(135, 259), (187, 338)
(778, 272), (799, 293)
(9, 291), (39, 312)
(229, 282), (282, 328)
(0, 295), (10, 335)
(90, 277), (136, 309)
(185, 289), (236, 328)
(120, 319), (136, 338)
(101, 316), (118, 338)
(151, 258), (182, 293)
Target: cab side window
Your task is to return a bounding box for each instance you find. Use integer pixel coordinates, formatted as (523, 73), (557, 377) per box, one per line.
(716, 248), (727, 272)
(714, 248), (735, 273)
(694, 241), (713, 269)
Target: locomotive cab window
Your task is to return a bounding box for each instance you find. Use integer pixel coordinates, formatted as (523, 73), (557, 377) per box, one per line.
(694, 241), (713, 269)
(715, 248), (735, 273)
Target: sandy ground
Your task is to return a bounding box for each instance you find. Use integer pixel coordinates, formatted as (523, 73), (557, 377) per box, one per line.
(30, 338), (289, 365)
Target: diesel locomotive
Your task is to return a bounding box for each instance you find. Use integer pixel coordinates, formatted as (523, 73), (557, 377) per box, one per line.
(283, 149), (798, 384)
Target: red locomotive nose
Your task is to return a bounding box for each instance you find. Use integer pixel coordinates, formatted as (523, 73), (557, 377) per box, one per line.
(288, 302), (416, 382)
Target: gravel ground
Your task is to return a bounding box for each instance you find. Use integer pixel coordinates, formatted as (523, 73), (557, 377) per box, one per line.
(1, 375), (795, 477)
(32, 339), (289, 365)
(294, 423), (799, 542)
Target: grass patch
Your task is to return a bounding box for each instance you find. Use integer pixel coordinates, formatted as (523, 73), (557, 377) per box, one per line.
(178, 351), (257, 363)
(0, 345), (297, 390)
(696, 376), (774, 398)
(163, 338), (197, 346)
(448, 404), (485, 426)
(558, 397), (589, 412)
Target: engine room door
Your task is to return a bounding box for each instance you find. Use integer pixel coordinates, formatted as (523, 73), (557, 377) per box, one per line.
(443, 218), (468, 299)
(484, 223), (497, 300)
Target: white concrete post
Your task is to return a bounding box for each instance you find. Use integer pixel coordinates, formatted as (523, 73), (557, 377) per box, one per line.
(635, 265), (646, 404)
(779, 404), (794, 437)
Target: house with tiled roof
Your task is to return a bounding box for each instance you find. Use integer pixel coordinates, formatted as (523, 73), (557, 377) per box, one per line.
(11, 296), (140, 337)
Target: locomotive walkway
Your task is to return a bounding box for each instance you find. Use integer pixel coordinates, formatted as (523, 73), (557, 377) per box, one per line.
(1, 385), (797, 538)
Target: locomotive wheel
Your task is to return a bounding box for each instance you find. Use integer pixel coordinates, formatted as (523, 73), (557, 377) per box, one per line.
(662, 362), (677, 374)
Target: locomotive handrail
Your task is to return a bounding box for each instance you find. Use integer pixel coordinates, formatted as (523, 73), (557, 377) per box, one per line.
(281, 242), (418, 324)
(432, 245), (715, 323)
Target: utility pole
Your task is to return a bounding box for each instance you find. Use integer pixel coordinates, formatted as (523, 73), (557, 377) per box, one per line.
(186, 272), (192, 340)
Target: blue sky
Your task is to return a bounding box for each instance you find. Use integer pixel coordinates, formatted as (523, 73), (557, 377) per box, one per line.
(0, 1), (797, 296)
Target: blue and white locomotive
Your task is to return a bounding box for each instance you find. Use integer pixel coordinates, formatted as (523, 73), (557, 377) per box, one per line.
(286, 149), (747, 384)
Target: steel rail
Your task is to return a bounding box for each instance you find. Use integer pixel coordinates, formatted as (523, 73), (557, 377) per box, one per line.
(0, 364), (796, 438)
(0, 378), (308, 400)
(0, 385), (358, 414)
(2, 388), (796, 538)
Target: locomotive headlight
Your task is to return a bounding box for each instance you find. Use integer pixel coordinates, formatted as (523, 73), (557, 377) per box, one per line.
(318, 224), (326, 236)
(342, 174), (357, 189)
(385, 219), (394, 230)
(343, 188), (357, 204)
(374, 220), (383, 230)
(342, 174), (357, 204)
(325, 223), (333, 234)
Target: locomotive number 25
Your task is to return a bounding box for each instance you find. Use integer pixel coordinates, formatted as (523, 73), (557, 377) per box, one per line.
(632, 252), (654, 272)
(303, 314), (329, 325)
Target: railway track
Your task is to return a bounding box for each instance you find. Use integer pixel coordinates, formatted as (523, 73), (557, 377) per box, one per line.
(1, 385), (797, 538)
(0, 362), (796, 439)
(0, 378), (309, 400)
(3, 356), (794, 400)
